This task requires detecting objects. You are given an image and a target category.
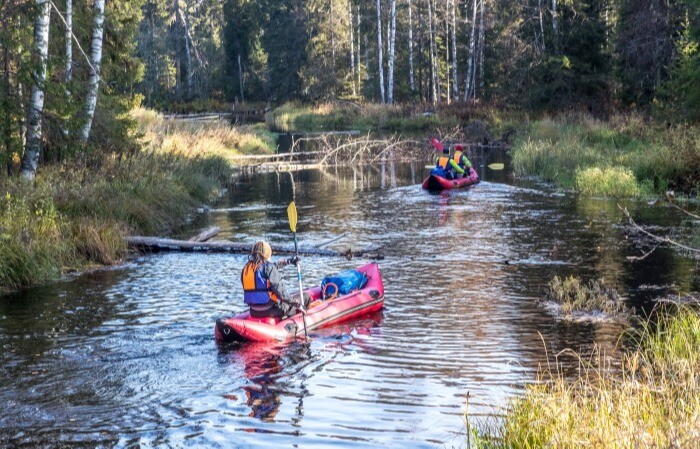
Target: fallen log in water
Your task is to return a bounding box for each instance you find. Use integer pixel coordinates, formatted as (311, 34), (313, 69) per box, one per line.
(126, 236), (382, 258)
(188, 226), (221, 242)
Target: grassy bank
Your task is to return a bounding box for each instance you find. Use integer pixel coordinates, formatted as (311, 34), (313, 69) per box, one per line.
(511, 114), (700, 197)
(265, 103), (468, 131)
(472, 306), (700, 448)
(0, 109), (271, 295)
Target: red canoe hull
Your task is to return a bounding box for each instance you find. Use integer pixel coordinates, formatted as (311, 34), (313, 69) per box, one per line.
(215, 263), (384, 343)
(421, 171), (480, 191)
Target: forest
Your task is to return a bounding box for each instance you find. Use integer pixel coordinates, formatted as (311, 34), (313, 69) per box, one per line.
(1, 0), (700, 180)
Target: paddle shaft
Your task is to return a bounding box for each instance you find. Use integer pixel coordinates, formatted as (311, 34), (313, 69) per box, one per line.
(292, 232), (308, 338)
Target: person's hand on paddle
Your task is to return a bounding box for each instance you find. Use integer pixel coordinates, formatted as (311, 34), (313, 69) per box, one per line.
(290, 255), (300, 266)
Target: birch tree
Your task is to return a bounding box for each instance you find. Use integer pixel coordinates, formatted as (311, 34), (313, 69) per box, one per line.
(349, 2), (356, 96)
(20, 0), (51, 180)
(79, 0), (106, 144)
(408, 0), (415, 92)
(428, 0), (437, 103)
(387, 0), (396, 104)
(376, 0), (385, 103)
(464, 0), (477, 100)
(450, 0), (458, 101)
(63, 0), (72, 136)
(478, 0), (484, 94)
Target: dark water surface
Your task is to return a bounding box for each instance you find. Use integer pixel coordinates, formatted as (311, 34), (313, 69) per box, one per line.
(2, 161), (699, 448)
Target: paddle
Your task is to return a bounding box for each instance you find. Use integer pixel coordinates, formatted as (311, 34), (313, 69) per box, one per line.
(286, 201), (308, 338)
(430, 137), (444, 152)
(487, 163), (505, 170)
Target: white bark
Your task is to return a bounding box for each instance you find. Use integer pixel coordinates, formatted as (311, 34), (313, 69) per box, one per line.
(357, 5), (362, 87)
(182, 1), (192, 99)
(387, 0), (396, 104)
(450, 0), (458, 101)
(237, 53), (244, 102)
(79, 0), (106, 144)
(376, 0), (385, 103)
(445, 11), (450, 103)
(63, 0), (72, 136)
(408, 0), (415, 92)
(65, 0), (72, 85)
(428, 0), (437, 103)
(464, 0), (477, 101)
(21, 0), (51, 180)
(478, 0), (484, 94)
(538, 0), (545, 53)
(552, 0), (559, 54)
(349, 2), (356, 96)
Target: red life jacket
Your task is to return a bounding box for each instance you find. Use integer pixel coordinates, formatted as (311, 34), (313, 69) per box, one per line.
(241, 262), (279, 305)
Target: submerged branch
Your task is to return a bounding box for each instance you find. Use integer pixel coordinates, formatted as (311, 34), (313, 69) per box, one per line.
(619, 204), (700, 255)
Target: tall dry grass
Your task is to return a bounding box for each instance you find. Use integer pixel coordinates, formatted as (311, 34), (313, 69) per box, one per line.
(511, 113), (700, 197)
(472, 305), (700, 448)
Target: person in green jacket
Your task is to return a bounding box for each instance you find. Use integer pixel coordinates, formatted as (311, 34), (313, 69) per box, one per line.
(453, 144), (473, 178)
(434, 147), (466, 179)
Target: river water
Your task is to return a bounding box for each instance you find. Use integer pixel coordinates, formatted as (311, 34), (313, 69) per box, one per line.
(1, 160), (699, 448)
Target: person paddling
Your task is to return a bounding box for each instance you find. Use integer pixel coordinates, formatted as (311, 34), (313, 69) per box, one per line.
(241, 241), (304, 319)
(434, 146), (466, 179)
(453, 144), (474, 178)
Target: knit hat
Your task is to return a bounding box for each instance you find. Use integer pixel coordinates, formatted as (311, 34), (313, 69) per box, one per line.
(455, 144), (463, 151)
(252, 241), (272, 260)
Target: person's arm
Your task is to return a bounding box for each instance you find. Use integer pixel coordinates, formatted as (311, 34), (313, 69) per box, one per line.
(463, 156), (473, 168)
(449, 159), (465, 174)
(263, 262), (292, 302)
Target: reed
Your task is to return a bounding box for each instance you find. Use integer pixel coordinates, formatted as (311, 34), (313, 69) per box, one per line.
(544, 275), (628, 316)
(472, 306), (700, 448)
(511, 114), (700, 196)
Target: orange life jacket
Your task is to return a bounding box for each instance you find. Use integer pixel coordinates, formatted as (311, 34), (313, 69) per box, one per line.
(437, 156), (451, 170)
(241, 262), (279, 305)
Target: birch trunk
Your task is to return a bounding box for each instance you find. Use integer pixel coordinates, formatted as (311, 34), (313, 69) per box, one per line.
(538, 0), (545, 53)
(79, 0), (106, 144)
(450, 0), (458, 101)
(478, 0), (484, 95)
(20, 0), (51, 180)
(65, 0), (72, 86)
(357, 5), (362, 87)
(237, 53), (244, 102)
(445, 11), (450, 103)
(408, 0), (415, 92)
(182, 1), (192, 99)
(387, 0), (396, 104)
(63, 0), (72, 136)
(349, 2), (356, 96)
(464, 0), (477, 101)
(2, 13), (12, 169)
(427, 0), (437, 104)
(376, 0), (385, 103)
(551, 0), (559, 54)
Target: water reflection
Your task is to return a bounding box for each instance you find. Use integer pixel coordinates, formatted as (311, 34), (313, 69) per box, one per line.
(2, 160), (699, 447)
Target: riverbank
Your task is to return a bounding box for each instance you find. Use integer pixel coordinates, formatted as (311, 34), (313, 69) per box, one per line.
(472, 304), (700, 448)
(511, 114), (700, 197)
(0, 109), (274, 295)
(264, 101), (519, 134)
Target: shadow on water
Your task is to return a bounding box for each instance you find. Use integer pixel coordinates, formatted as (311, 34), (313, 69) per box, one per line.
(2, 158), (699, 447)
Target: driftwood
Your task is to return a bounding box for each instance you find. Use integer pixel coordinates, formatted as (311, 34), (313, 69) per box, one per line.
(126, 236), (382, 258)
(188, 226), (221, 242)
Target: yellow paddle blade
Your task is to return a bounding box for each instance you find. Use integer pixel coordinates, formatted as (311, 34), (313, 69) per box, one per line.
(487, 163), (505, 170)
(287, 201), (298, 233)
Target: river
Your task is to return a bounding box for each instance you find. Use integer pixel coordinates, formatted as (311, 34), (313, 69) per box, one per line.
(1, 160), (698, 448)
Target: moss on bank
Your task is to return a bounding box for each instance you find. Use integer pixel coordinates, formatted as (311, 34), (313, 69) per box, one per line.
(0, 109), (270, 295)
(511, 114), (700, 197)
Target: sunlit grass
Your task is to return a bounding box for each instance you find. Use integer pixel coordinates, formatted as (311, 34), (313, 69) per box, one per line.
(266, 102), (460, 132)
(471, 306), (700, 448)
(511, 113), (700, 196)
(0, 108), (251, 293)
(544, 275), (628, 316)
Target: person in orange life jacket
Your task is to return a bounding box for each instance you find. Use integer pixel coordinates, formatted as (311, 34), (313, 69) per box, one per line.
(241, 241), (305, 319)
(435, 147), (466, 179)
(453, 144), (474, 178)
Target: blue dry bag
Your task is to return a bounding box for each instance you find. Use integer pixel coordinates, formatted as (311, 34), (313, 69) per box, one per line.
(430, 166), (448, 178)
(321, 269), (368, 298)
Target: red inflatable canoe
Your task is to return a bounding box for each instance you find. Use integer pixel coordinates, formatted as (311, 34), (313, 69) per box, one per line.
(421, 169), (480, 191)
(215, 263), (384, 343)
